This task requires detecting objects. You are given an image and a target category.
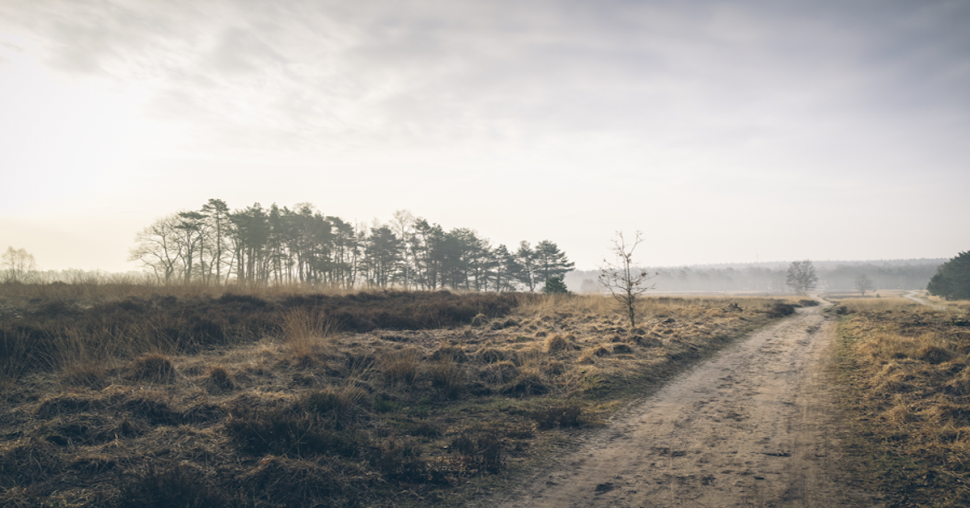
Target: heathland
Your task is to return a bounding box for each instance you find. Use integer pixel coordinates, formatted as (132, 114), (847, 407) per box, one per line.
(829, 292), (970, 507)
(0, 282), (801, 507)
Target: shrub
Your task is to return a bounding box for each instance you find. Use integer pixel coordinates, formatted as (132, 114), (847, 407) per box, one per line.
(544, 334), (569, 353)
(224, 408), (361, 457)
(918, 345), (954, 365)
(612, 343), (634, 354)
(0, 438), (64, 488)
(477, 348), (508, 363)
(480, 361), (520, 385)
(373, 438), (433, 483)
(115, 464), (236, 508)
(542, 276), (570, 295)
(450, 430), (503, 474)
(532, 404), (584, 430)
(381, 348), (420, 386)
(763, 302), (795, 318)
(298, 387), (365, 429)
(430, 346), (468, 363)
(128, 354), (176, 383)
(206, 365), (234, 391)
(428, 359), (466, 399)
(500, 370), (549, 396)
(470, 313), (488, 327)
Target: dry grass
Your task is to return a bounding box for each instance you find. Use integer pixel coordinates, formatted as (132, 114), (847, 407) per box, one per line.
(835, 298), (970, 507)
(281, 307), (336, 364)
(0, 284), (799, 507)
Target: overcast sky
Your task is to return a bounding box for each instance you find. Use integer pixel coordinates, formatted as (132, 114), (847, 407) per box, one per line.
(1, 0), (968, 273)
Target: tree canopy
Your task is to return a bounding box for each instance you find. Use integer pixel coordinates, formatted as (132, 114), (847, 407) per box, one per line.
(785, 260), (818, 296)
(927, 251), (970, 300)
(130, 201), (574, 292)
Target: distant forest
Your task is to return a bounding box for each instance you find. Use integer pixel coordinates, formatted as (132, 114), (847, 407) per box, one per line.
(567, 260), (944, 294)
(129, 199), (574, 291)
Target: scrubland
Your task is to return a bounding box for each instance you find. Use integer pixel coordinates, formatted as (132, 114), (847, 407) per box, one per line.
(0, 283), (802, 507)
(834, 296), (970, 507)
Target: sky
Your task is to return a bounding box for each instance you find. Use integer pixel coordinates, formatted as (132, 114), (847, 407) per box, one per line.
(1, 0), (968, 273)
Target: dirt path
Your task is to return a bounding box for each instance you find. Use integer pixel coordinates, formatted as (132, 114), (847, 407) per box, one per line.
(478, 302), (877, 508)
(904, 290), (947, 310)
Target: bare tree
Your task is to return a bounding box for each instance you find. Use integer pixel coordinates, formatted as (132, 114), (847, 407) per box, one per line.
(854, 273), (875, 296)
(390, 209), (415, 289)
(599, 231), (657, 328)
(1, 247), (38, 283)
(129, 214), (186, 283)
(786, 260), (818, 295)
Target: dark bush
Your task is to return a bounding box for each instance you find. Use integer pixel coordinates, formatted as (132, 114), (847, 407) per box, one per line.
(450, 430), (503, 474)
(115, 464), (238, 508)
(128, 354), (176, 383)
(764, 302), (796, 317)
(0, 290), (522, 380)
(372, 438), (438, 483)
(532, 404), (584, 430)
(224, 408), (362, 457)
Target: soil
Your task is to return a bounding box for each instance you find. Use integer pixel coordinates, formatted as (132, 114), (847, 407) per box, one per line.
(477, 301), (880, 508)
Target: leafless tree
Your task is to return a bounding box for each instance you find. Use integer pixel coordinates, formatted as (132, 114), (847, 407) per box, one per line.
(1, 247), (38, 283)
(129, 214), (186, 283)
(854, 273), (875, 296)
(786, 260), (818, 296)
(391, 209), (415, 289)
(599, 231), (657, 328)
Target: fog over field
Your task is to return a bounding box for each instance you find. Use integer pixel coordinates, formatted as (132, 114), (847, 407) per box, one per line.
(1, 0), (968, 272)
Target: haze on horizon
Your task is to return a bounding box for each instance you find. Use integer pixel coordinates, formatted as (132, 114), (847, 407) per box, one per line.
(2, 0), (968, 274)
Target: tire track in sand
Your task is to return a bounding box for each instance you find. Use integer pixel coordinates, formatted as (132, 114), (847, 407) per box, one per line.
(478, 301), (879, 508)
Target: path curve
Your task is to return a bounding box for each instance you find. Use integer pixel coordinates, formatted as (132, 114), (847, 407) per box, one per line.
(477, 301), (877, 508)
(904, 290), (947, 310)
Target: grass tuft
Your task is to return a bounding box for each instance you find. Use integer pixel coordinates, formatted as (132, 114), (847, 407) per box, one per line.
(128, 353), (176, 383)
(544, 334), (569, 353)
(115, 464), (239, 508)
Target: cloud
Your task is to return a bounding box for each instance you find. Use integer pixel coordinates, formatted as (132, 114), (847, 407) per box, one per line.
(1, 0), (968, 171)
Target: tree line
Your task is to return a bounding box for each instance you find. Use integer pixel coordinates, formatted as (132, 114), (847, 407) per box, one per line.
(129, 200), (574, 291)
(569, 260), (942, 293)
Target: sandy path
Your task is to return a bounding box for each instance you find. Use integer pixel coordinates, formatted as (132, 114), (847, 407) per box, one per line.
(479, 302), (877, 508)
(904, 290), (947, 310)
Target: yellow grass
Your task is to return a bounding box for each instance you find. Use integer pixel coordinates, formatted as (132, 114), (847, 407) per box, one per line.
(836, 300), (970, 507)
(0, 285), (804, 507)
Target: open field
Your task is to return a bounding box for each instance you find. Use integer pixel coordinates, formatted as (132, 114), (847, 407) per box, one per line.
(832, 295), (970, 507)
(0, 283), (804, 507)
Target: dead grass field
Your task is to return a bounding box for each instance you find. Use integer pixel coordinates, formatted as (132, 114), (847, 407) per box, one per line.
(834, 296), (970, 507)
(0, 283), (804, 507)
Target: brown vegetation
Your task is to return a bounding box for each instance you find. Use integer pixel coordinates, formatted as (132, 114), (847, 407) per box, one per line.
(835, 297), (970, 507)
(0, 282), (798, 507)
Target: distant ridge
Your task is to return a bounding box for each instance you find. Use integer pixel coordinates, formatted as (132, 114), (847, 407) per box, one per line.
(566, 258), (945, 292)
(668, 258), (947, 271)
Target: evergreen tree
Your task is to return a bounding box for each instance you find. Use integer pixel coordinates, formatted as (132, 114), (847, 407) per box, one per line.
(534, 240), (575, 288)
(927, 251), (970, 300)
(542, 275), (570, 294)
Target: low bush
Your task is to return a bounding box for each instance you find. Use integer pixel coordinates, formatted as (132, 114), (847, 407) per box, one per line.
(373, 438), (436, 483)
(381, 348), (420, 386)
(428, 359), (466, 399)
(206, 365), (235, 391)
(763, 302), (796, 317)
(450, 429), (503, 474)
(127, 354), (176, 383)
(115, 464), (240, 508)
(224, 408), (362, 458)
(544, 334), (569, 353)
(532, 404), (585, 430)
